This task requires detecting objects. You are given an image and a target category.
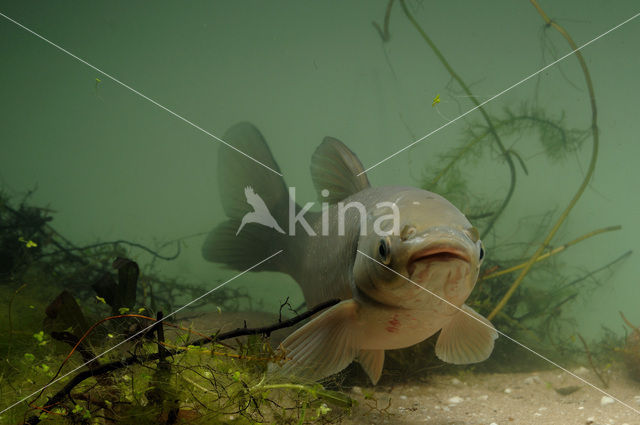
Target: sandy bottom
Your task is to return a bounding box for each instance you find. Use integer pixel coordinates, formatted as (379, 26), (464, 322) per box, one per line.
(174, 311), (639, 424)
(342, 369), (640, 425)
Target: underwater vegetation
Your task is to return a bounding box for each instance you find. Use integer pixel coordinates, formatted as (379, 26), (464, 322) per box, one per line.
(372, 0), (632, 382)
(0, 191), (355, 424)
(620, 313), (640, 382)
(0, 1), (637, 424)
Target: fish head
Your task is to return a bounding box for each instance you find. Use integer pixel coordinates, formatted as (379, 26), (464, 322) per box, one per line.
(353, 188), (484, 312)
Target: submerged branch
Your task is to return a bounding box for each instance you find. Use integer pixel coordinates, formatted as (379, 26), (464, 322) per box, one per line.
(189, 299), (340, 347)
(39, 238), (181, 261)
(488, 1), (600, 320)
(25, 299), (340, 424)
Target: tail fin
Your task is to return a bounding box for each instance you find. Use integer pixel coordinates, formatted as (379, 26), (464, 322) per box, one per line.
(202, 122), (289, 272)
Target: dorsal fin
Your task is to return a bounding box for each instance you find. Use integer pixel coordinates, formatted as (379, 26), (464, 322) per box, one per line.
(310, 136), (371, 203)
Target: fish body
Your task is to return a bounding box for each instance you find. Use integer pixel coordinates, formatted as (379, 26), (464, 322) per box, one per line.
(203, 122), (497, 383)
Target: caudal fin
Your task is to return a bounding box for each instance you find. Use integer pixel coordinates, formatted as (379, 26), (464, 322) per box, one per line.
(202, 122), (289, 272)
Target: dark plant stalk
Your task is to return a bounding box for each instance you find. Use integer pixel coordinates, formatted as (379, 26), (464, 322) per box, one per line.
(398, 0), (518, 238)
(577, 334), (609, 388)
(372, 0), (394, 42)
(154, 311), (170, 365)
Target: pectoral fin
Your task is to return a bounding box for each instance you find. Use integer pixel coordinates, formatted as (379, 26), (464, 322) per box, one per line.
(358, 349), (384, 384)
(275, 299), (360, 381)
(435, 304), (498, 364)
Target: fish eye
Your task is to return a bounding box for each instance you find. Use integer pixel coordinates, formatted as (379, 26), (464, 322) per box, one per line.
(378, 237), (392, 265)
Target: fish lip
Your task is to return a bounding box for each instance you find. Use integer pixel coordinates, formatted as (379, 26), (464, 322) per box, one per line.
(407, 244), (471, 276)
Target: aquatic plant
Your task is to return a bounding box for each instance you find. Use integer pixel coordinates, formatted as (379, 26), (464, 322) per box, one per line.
(1, 194), (357, 424)
(620, 312), (640, 382)
(0, 2), (633, 423)
(371, 0), (629, 378)
(14, 297), (351, 424)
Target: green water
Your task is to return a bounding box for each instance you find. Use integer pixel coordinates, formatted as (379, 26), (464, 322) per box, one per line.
(1, 0), (639, 422)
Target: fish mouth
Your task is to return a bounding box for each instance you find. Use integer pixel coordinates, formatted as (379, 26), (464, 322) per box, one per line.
(407, 245), (470, 276)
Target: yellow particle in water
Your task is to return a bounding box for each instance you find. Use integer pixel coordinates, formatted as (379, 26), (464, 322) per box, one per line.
(95, 296), (106, 304)
(432, 94), (441, 107)
(94, 78), (103, 99)
(18, 237), (37, 248)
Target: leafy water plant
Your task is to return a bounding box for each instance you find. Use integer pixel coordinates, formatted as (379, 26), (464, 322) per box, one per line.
(15, 299), (352, 424)
(0, 193), (355, 424)
(1, 3), (633, 423)
(371, 0), (629, 378)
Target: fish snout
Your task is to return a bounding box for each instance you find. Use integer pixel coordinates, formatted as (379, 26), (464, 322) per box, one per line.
(406, 243), (471, 277)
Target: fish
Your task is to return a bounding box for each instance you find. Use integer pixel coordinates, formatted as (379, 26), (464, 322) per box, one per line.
(202, 122), (497, 384)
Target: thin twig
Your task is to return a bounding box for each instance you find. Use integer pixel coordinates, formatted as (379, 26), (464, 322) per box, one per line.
(39, 239), (181, 261)
(577, 333), (609, 388)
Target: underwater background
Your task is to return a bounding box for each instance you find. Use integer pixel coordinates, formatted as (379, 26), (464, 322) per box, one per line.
(1, 0), (640, 423)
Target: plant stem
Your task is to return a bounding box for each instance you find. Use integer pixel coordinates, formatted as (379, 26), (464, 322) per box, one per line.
(398, 0), (517, 237)
(577, 333), (609, 388)
(488, 1), (600, 320)
(481, 226), (620, 280)
(372, 0), (395, 42)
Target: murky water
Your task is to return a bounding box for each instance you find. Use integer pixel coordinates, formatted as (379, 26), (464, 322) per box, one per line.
(1, 1), (639, 423)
